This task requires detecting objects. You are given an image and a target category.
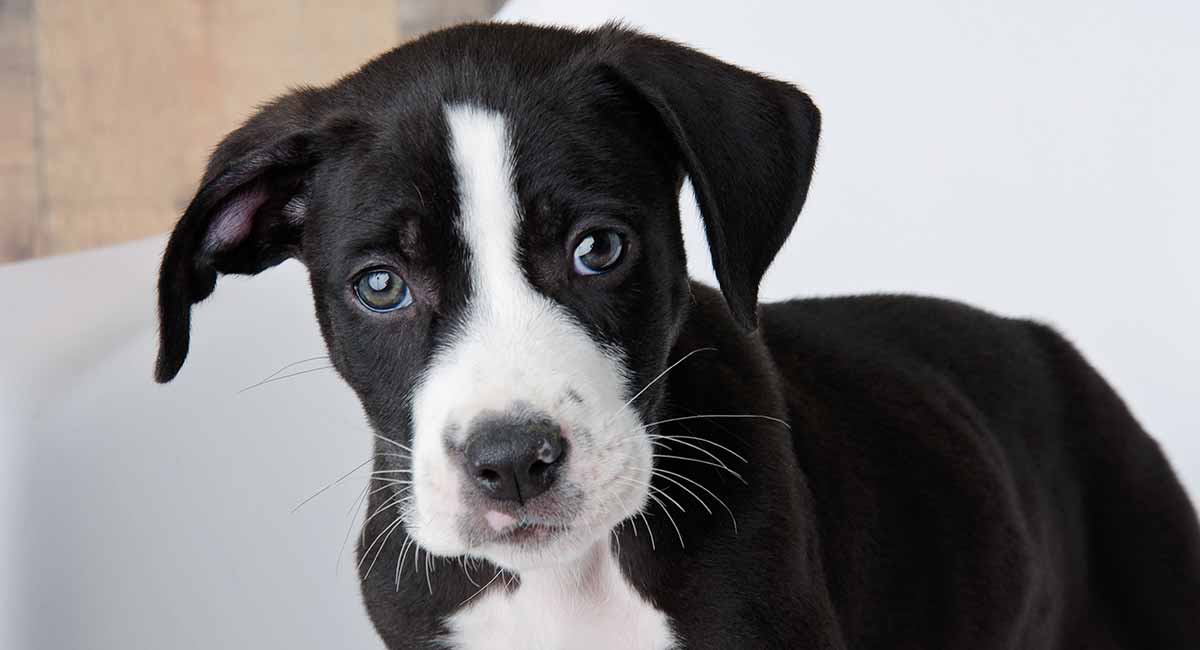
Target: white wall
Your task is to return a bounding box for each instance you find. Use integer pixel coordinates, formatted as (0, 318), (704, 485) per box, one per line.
(501, 0), (1200, 495)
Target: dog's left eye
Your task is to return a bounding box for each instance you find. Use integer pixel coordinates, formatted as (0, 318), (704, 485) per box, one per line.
(353, 268), (413, 312)
(572, 229), (625, 276)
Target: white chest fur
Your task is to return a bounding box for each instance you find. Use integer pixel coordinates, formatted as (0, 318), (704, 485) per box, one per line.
(443, 543), (675, 650)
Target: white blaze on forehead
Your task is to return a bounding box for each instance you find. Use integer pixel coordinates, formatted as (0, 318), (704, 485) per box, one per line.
(405, 104), (650, 566)
(445, 105), (525, 304)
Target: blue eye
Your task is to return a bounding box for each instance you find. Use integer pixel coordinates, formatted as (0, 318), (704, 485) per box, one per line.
(354, 269), (413, 312)
(572, 229), (625, 275)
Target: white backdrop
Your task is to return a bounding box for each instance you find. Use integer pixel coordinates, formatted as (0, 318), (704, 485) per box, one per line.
(2, 0), (1197, 647)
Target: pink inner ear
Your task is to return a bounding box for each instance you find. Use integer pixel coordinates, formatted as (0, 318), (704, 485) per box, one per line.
(202, 185), (269, 253)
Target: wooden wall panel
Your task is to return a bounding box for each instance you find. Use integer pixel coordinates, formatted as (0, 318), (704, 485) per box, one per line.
(0, 0), (38, 262)
(32, 0), (399, 259)
(0, 0), (503, 263)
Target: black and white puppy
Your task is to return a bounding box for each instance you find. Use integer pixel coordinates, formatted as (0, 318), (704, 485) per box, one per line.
(155, 22), (1200, 649)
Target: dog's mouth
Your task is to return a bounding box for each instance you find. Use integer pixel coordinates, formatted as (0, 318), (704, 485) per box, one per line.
(493, 521), (565, 545)
(407, 393), (654, 567)
(477, 508), (573, 547)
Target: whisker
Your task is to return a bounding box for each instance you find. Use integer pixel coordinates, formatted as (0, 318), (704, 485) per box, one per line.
(649, 436), (738, 476)
(651, 470), (712, 515)
(608, 411), (781, 454)
(368, 515), (408, 580)
(374, 434), (413, 452)
(237, 365), (336, 394)
(345, 482), (371, 518)
(612, 527), (622, 560)
(292, 456), (375, 513)
(424, 550), (434, 595)
(647, 434), (748, 464)
(615, 475), (682, 511)
(411, 182), (427, 210)
(336, 482), (371, 575)
(641, 413), (790, 430)
(609, 484), (638, 539)
(617, 473), (656, 550)
(639, 509), (656, 550)
(654, 454), (748, 484)
(458, 567), (505, 607)
(644, 490), (685, 549)
(459, 557), (481, 588)
(363, 489), (413, 525)
(255, 355), (330, 384)
(654, 467), (738, 534)
(363, 482), (402, 500)
(369, 480), (411, 488)
(395, 536), (416, 590)
(644, 481), (687, 514)
(616, 475), (665, 549)
(604, 347), (717, 425)
(339, 486), (412, 576)
(609, 481), (640, 541)
(360, 515), (405, 576)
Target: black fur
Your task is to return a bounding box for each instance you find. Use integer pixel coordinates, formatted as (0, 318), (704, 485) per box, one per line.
(156, 22), (1200, 649)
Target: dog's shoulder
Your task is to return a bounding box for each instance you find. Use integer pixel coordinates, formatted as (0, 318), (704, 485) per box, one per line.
(758, 292), (1070, 475)
(756, 295), (1056, 643)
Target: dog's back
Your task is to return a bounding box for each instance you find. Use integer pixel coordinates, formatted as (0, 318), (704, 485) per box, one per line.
(761, 293), (1200, 647)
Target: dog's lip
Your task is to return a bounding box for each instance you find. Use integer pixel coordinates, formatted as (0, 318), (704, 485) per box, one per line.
(482, 511), (572, 545)
(491, 521), (566, 545)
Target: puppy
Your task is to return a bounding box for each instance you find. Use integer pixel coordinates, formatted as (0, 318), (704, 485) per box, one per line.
(155, 22), (1200, 649)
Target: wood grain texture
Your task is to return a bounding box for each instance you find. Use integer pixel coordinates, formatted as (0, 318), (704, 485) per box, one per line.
(0, 0), (504, 263)
(0, 0), (38, 262)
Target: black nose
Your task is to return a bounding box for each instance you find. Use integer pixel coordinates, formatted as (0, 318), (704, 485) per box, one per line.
(461, 413), (566, 504)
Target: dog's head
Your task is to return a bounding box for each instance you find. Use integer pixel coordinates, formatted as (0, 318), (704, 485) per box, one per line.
(155, 23), (818, 571)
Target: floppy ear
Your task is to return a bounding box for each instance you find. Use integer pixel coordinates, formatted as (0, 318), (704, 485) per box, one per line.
(602, 29), (821, 329)
(155, 93), (326, 383)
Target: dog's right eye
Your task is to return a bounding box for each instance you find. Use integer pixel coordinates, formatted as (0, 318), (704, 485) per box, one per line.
(572, 229), (625, 276)
(353, 268), (413, 312)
